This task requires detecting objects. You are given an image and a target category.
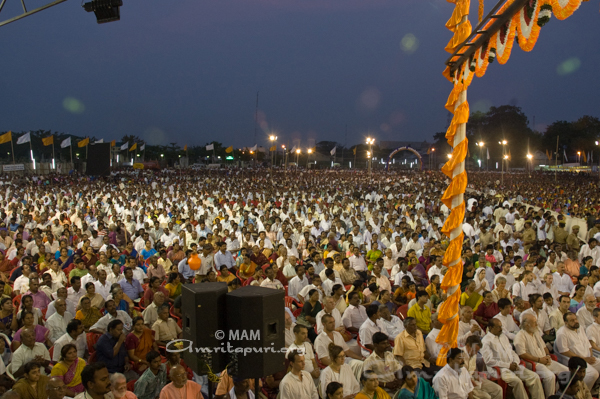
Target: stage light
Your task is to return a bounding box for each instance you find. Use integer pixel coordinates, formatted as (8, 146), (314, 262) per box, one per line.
(83, 0), (123, 24)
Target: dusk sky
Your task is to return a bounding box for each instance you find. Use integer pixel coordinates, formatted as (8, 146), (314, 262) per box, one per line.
(1, 0), (598, 149)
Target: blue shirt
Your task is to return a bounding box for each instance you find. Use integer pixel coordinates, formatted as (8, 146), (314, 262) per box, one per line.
(214, 250), (236, 270)
(178, 258), (194, 280)
(96, 332), (127, 373)
(119, 278), (143, 300)
(54, 249), (74, 260)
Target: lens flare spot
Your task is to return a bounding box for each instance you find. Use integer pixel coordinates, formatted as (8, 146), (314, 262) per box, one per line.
(62, 97), (85, 114)
(357, 87), (381, 112)
(144, 127), (166, 145)
(400, 34), (419, 54)
(556, 57), (581, 76)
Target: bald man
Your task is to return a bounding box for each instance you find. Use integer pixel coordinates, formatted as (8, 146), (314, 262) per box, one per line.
(47, 377), (68, 399)
(159, 365), (202, 399)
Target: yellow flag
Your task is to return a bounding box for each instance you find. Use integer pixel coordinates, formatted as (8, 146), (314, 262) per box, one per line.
(546, 150), (551, 160)
(110, 140), (116, 147)
(77, 138), (90, 148)
(583, 151), (587, 163)
(226, 146), (233, 153)
(129, 143), (137, 152)
(269, 146), (276, 152)
(184, 145), (188, 151)
(0, 131), (12, 145)
(353, 147), (357, 155)
(42, 136), (54, 146)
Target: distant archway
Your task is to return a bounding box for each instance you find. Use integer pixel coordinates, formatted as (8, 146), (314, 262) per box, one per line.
(385, 146), (423, 170)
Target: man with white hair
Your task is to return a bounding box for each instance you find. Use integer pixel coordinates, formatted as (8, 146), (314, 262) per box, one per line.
(514, 312), (568, 396)
(110, 373), (134, 399)
(587, 308), (600, 353)
(457, 306), (482, 347)
(577, 294), (597, 330)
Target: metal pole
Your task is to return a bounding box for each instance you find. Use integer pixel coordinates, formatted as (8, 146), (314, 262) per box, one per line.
(10, 138), (14, 164)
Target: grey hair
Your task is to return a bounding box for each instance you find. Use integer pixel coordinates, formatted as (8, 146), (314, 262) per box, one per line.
(495, 276), (506, 284)
(110, 373), (126, 385)
(460, 306), (473, 317)
(520, 313), (536, 329)
(403, 317), (416, 327)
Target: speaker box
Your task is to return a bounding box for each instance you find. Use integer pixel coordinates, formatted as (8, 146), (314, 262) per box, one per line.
(225, 286), (286, 379)
(85, 143), (111, 176)
(181, 282), (228, 374)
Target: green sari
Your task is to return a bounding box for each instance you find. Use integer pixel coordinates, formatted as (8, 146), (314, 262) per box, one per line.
(395, 378), (438, 399)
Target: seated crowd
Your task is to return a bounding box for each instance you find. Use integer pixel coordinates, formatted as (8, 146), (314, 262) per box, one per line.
(0, 169), (598, 399)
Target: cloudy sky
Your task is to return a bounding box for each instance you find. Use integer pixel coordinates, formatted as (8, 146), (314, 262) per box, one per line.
(1, 0), (598, 148)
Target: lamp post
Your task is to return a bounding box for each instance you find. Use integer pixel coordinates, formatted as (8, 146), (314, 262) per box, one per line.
(476, 142), (484, 169)
(527, 153), (533, 173)
(499, 140), (507, 184)
(577, 151), (581, 164)
(307, 148), (312, 168)
(296, 149), (301, 167)
(366, 137), (375, 178)
(269, 135), (277, 168)
(282, 145), (287, 170)
(431, 148), (435, 170)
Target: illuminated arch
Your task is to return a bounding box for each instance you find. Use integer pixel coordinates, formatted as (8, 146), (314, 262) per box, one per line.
(385, 146), (423, 170)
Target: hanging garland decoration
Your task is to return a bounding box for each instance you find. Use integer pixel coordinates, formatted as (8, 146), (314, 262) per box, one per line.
(495, 12), (517, 64)
(516, 0), (542, 51)
(439, 0), (587, 368)
(551, 0), (583, 20)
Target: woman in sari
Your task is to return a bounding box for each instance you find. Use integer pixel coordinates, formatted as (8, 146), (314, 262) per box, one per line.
(167, 242), (185, 264)
(57, 248), (73, 270)
(165, 272), (182, 299)
(78, 283), (105, 310)
(473, 291), (499, 329)
(249, 246), (268, 269)
(296, 289), (322, 341)
(82, 246), (98, 268)
(126, 316), (158, 374)
(120, 242), (138, 264)
(0, 297), (17, 337)
(407, 255), (429, 287)
(325, 382), (344, 399)
(570, 284), (587, 312)
(50, 343), (86, 396)
(140, 240), (157, 261)
(460, 280), (483, 312)
(238, 255), (257, 280)
(12, 361), (50, 399)
(366, 243), (383, 270)
(18, 295), (43, 326)
(394, 365), (437, 399)
(356, 370), (390, 399)
(13, 310), (51, 350)
(75, 297), (102, 332)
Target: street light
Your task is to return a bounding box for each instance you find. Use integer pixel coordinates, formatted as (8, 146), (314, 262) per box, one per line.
(269, 135), (277, 168)
(527, 153), (533, 173)
(366, 137), (375, 178)
(499, 140), (508, 184)
(295, 148), (301, 166)
(577, 151), (581, 164)
(447, 154), (452, 159)
(307, 148), (313, 167)
(476, 142), (484, 169)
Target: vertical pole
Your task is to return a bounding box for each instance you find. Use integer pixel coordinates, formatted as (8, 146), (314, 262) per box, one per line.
(70, 143), (73, 165)
(29, 140), (33, 171)
(10, 138), (14, 164)
(52, 142), (55, 170)
(555, 135), (559, 182)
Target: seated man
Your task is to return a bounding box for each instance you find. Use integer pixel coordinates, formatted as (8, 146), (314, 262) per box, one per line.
(341, 291), (367, 335)
(393, 317), (440, 378)
(315, 296), (343, 334)
(142, 291), (165, 328)
(377, 305), (404, 340)
(285, 324), (320, 380)
(279, 351), (319, 399)
(90, 299), (133, 334)
(425, 314), (443, 364)
(45, 298), (74, 344)
(432, 348), (474, 399)
(363, 332), (402, 394)
(492, 298), (520, 341)
(10, 328), (51, 378)
(481, 318), (544, 399)
(314, 314), (363, 379)
(152, 304), (182, 346)
(406, 291), (431, 335)
(159, 364), (202, 399)
(24, 277), (51, 311)
(358, 304), (388, 356)
(462, 335), (503, 399)
(514, 313), (568, 397)
(52, 319), (87, 362)
(458, 306), (483, 347)
(134, 351), (168, 399)
(555, 311), (600, 390)
(46, 287), (76, 318)
(74, 363), (114, 399)
(549, 295), (571, 332)
(95, 319), (132, 376)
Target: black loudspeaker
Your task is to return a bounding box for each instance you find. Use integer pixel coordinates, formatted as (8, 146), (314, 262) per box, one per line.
(85, 143), (111, 176)
(181, 282), (228, 374)
(226, 286), (286, 379)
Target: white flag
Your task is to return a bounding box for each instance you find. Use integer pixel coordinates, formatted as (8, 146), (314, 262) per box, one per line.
(563, 149), (568, 162)
(291, 146), (297, 153)
(251, 144), (257, 151)
(486, 148), (490, 160)
(61, 137), (71, 148)
(120, 142), (129, 150)
(94, 139), (104, 144)
(140, 144), (145, 151)
(330, 146), (337, 156)
(16, 132), (31, 145)
(206, 144), (214, 151)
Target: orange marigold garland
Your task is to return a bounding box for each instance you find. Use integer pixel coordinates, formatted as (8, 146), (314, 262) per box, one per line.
(495, 14), (517, 64)
(517, 0), (542, 51)
(551, 0), (583, 20)
(475, 40), (492, 77)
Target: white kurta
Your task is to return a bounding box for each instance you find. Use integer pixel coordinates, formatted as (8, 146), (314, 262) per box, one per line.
(432, 364), (474, 399)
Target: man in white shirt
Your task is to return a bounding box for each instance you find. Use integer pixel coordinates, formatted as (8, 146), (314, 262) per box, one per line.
(554, 262), (574, 296)
(577, 294), (597, 330)
(494, 262), (516, 292)
(259, 266), (284, 290)
(358, 304), (388, 357)
(426, 256), (443, 281)
(279, 350), (319, 399)
(93, 270), (112, 300)
(285, 325), (320, 380)
(556, 312), (600, 389)
(349, 248), (367, 273)
(45, 299), (73, 344)
(587, 308), (600, 354)
(90, 299), (133, 334)
(314, 315), (364, 376)
(298, 276), (324, 303)
(424, 314), (443, 364)
(432, 348), (474, 399)
(512, 271), (538, 302)
(67, 277), (85, 311)
(11, 328), (51, 377)
(514, 313), (568, 396)
(549, 294), (571, 331)
(287, 265), (308, 301)
(481, 318), (544, 399)
(46, 287), (76, 319)
(52, 319), (87, 362)
(457, 306), (482, 347)
(341, 292), (368, 334)
(315, 296), (343, 334)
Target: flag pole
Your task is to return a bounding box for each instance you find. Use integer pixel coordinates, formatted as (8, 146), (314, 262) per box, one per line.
(554, 135), (559, 182)
(10, 137), (14, 164)
(70, 142), (73, 166)
(52, 141), (55, 170)
(29, 139), (33, 171)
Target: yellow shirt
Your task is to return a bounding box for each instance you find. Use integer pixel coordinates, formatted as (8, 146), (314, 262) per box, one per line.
(393, 330), (428, 368)
(217, 273), (235, 283)
(407, 303), (431, 334)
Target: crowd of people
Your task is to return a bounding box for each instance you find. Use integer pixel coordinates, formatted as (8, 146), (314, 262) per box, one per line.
(0, 168), (597, 399)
